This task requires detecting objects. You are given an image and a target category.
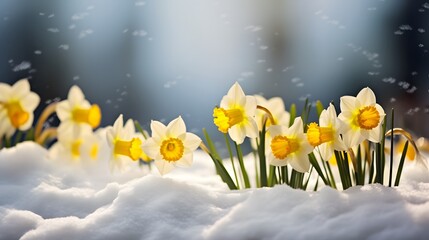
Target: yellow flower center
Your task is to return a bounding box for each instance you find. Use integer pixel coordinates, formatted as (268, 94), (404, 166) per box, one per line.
(160, 138), (184, 161)
(90, 144), (99, 160)
(270, 135), (299, 160)
(357, 106), (380, 130)
(307, 122), (334, 147)
(213, 107), (244, 133)
(72, 104), (101, 128)
(114, 137), (142, 161)
(71, 139), (82, 159)
(4, 101), (29, 128)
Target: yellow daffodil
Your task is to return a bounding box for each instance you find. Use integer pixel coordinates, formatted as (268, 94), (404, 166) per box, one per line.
(307, 103), (347, 161)
(0, 79), (40, 138)
(142, 116), (201, 175)
(106, 114), (146, 170)
(267, 117), (314, 172)
(338, 87), (385, 148)
(56, 85), (101, 136)
(49, 127), (100, 163)
(213, 82), (258, 144)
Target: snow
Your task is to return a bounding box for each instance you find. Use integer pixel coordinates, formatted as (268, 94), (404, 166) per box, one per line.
(2, 140), (429, 239)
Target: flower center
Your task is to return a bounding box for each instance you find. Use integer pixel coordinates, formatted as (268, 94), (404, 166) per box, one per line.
(307, 122), (334, 147)
(72, 104), (101, 128)
(90, 144), (99, 160)
(4, 101), (29, 128)
(71, 139), (82, 159)
(357, 106), (380, 130)
(270, 136), (299, 160)
(160, 138), (184, 161)
(213, 107), (244, 133)
(114, 137), (142, 161)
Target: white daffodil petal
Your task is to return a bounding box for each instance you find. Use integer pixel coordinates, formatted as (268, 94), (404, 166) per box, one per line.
(69, 85), (85, 106)
(11, 79), (30, 99)
(167, 116), (186, 137)
(289, 154), (310, 173)
(183, 133), (202, 151)
(227, 82), (246, 106)
(244, 96), (257, 116)
(357, 87), (376, 106)
(0, 83), (11, 102)
(267, 125), (284, 138)
(142, 138), (161, 159)
(319, 143), (334, 161)
(176, 153), (193, 167)
(287, 118), (303, 136)
(124, 119), (136, 134)
(229, 125), (246, 144)
(113, 115), (124, 133)
(343, 129), (364, 148)
(150, 120), (167, 143)
(244, 118), (258, 139)
(21, 92), (40, 111)
(340, 96), (356, 113)
(368, 125), (382, 143)
(56, 101), (71, 121)
(155, 159), (175, 175)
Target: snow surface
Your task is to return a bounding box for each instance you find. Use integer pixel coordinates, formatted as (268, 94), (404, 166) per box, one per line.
(2, 141), (429, 240)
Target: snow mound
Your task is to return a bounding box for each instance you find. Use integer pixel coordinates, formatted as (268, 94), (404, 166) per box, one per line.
(1, 142), (429, 240)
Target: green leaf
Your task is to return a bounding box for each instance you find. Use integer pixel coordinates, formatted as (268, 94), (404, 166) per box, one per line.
(394, 141), (408, 186)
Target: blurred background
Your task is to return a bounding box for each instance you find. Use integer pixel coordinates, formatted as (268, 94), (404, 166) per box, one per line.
(1, 0), (428, 154)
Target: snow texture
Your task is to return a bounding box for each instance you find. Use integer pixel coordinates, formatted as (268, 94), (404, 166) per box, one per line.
(1, 141), (429, 240)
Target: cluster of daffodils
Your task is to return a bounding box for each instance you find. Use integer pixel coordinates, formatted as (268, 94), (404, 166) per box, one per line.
(208, 82), (426, 190)
(0, 80), (202, 176)
(0, 79), (427, 189)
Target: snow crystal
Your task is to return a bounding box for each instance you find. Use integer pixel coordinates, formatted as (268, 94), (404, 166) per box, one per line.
(399, 25), (413, 31)
(12, 61), (31, 72)
(163, 81), (177, 88)
(244, 25), (262, 32)
(135, 1), (146, 6)
(78, 29), (94, 39)
(34, 50), (42, 55)
(132, 30), (147, 37)
(58, 44), (70, 50)
(259, 45), (268, 50)
(47, 28), (59, 33)
(418, 28), (426, 33)
(71, 12), (89, 21)
(423, 3), (429, 9)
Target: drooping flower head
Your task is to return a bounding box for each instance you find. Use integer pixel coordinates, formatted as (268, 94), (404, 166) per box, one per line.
(307, 103), (347, 160)
(254, 95), (290, 130)
(213, 82), (258, 144)
(142, 116), (201, 175)
(56, 85), (101, 135)
(338, 87), (385, 148)
(267, 117), (314, 172)
(106, 115), (145, 170)
(0, 79), (40, 138)
(49, 126), (100, 163)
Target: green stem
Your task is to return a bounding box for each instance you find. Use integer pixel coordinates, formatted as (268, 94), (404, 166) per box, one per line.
(224, 133), (240, 189)
(389, 108), (394, 187)
(394, 141), (408, 186)
(235, 142), (251, 188)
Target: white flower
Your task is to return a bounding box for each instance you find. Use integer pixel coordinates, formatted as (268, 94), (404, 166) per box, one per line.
(0, 79), (40, 138)
(338, 87), (386, 148)
(307, 103), (347, 161)
(254, 95), (290, 130)
(106, 115), (145, 170)
(213, 82), (258, 144)
(251, 95), (290, 150)
(56, 85), (101, 136)
(49, 126), (100, 163)
(142, 116), (201, 175)
(267, 117), (314, 172)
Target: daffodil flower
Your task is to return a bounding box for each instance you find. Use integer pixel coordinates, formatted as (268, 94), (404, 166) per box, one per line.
(49, 127), (100, 163)
(142, 116), (201, 175)
(251, 95), (290, 150)
(106, 114), (146, 170)
(0, 79), (40, 138)
(56, 85), (101, 136)
(338, 87), (386, 148)
(307, 103), (347, 161)
(254, 95), (290, 130)
(267, 117), (313, 172)
(213, 82), (258, 144)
